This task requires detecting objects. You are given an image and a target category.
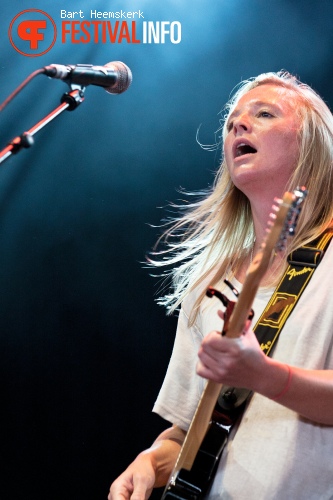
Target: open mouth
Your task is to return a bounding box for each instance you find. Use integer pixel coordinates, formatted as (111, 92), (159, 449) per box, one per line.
(235, 143), (257, 158)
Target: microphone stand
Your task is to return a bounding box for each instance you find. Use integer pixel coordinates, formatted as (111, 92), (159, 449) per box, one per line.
(0, 87), (85, 165)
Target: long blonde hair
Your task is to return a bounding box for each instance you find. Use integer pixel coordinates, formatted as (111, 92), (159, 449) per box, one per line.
(150, 71), (333, 321)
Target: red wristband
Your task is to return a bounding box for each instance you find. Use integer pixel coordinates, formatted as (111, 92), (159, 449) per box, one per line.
(271, 365), (292, 401)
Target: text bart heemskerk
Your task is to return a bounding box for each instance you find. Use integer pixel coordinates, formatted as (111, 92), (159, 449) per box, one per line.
(61, 10), (181, 44)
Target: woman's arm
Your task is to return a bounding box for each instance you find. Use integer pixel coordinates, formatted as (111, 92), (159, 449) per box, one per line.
(197, 324), (333, 425)
(255, 357), (333, 425)
(108, 425), (186, 500)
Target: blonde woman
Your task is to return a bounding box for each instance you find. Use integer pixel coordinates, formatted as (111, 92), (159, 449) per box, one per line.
(109, 72), (333, 499)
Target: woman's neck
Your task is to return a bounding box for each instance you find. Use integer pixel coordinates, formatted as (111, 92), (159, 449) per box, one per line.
(234, 196), (287, 285)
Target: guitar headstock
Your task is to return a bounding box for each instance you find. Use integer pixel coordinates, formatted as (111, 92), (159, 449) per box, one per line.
(248, 186), (307, 278)
(275, 186), (308, 250)
(206, 187), (307, 339)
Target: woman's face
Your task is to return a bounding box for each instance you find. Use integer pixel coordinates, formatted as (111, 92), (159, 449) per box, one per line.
(224, 83), (302, 198)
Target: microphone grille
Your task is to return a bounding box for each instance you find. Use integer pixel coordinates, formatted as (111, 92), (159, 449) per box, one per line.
(105, 61), (132, 95)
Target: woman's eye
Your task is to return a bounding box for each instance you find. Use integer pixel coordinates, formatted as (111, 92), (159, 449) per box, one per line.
(258, 110), (273, 118)
(227, 121), (233, 131)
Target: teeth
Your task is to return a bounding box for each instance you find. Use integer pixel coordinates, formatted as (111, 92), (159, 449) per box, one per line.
(236, 143), (248, 157)
(236, 143), (247, 152)
(235, 142), (256, 157)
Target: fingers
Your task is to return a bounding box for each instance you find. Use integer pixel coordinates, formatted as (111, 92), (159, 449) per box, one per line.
(197, 331), (236, 382)
(108, 469), (154, 500)
(108, 477), (133, 500)
(196, 323), (260, 384)
(131, 477), (153, 500)
(243, 317), (252, 334)
(217, 309), (224, 321)
(217, 308), (253, 336)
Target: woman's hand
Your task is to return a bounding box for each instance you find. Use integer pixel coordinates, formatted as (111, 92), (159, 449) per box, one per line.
(196, 310), (267, 391)
(108, 425), (185, 500)
(108, 452), (156, 500)
(197, 310), (333, 425)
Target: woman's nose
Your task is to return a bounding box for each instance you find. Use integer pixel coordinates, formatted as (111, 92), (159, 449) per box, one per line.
(233, 114), (251, 134)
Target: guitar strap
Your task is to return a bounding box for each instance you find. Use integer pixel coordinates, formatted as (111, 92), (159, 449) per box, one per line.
(217, 229), (333, 415)
(255, 229), (333, 355)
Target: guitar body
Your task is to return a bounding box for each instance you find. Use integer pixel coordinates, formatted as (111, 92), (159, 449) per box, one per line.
(162, 389), (250, 499)
(163, 421), (229, 500)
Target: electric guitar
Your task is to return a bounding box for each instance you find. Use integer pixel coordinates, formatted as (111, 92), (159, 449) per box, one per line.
(161, 187), (307, 500)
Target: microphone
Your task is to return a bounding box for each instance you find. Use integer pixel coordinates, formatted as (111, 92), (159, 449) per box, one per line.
(43, 61), (132, 95)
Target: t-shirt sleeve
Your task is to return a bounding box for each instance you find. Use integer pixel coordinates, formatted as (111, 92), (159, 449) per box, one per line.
(152, 304), (205, 431)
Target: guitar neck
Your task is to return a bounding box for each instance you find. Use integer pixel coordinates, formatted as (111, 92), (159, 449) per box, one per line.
(173, 380), (223, 473)
(173, 194), (296, 472)
(165, 189), (307, 490)
(173, 270), (264, 473)
(226, 256), (267, 338)
(227, 192), (295, 338)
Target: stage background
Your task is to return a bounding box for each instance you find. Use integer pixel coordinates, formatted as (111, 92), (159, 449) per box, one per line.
(1, 1), (333, 498)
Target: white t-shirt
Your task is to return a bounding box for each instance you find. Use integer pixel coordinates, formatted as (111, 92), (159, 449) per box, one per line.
(153, 241), (333, 499)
